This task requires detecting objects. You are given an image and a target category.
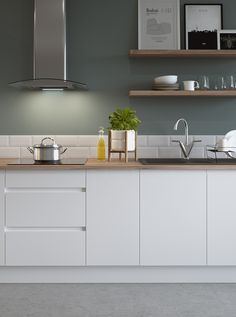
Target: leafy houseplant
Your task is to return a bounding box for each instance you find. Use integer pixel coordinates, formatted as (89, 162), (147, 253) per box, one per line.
(108, 108), (141, 131)
(108, 108), (141, 162)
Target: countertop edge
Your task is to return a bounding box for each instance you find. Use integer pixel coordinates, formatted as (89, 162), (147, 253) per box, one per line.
(1, 158), (236, 170)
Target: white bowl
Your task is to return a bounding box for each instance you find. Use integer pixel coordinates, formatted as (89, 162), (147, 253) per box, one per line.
(154, 75), (178, 85)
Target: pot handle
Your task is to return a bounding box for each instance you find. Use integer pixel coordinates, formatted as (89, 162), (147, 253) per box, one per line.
(27, 146), (34, 154)
(60, 147), (68, 155)
(41, 137), (55, 145)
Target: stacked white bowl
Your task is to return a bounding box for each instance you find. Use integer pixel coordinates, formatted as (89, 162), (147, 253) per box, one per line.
(153, 75), (179, 90)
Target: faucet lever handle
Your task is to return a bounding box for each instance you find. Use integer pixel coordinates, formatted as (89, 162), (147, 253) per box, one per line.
(172, 139), (180, 142)
(172, 140), (181, 144)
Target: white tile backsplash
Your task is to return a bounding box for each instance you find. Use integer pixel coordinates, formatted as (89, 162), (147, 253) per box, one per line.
(54, 135), (78, 146)
(0, 136), (9, 147)
(137, 147), (158, 159)
(0, 134), (226, 159)
(77, 136), (100, 147)
(188, 147), (205, 159)
(0, 147), (20, 158)
(63, 147), (89, 159)
(9, 136), (32, 147)
(193, 135), (216, 147)
(148, 136), (169, 147)
(89, 147), (97, 158)
(158, 147), (181, 158)
(137, 136), (148, 147)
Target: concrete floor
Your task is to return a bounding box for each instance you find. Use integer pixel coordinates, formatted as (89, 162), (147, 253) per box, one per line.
(0, 284), (236, 317)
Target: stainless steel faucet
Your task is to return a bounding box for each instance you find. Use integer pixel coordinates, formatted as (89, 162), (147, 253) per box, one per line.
(172, 118), (201, 159)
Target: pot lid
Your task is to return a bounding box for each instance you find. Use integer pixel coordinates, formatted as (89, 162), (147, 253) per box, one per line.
(33, 137), (62, 149)
(33, 143), (62, 149)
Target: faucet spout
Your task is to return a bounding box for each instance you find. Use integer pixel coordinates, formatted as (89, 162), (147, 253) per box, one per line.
(172, 118), (201, 159)
(173, 118), (189, 145)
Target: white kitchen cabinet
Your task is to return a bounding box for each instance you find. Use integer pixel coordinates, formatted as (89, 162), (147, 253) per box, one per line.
(0, 171), (4, 266)
(6, 230), (85, 266)
(140, 170), (207, 266)
(208, 171), (236, 265)
(5, 170), (86, 266)
(87, 170), (139, 265)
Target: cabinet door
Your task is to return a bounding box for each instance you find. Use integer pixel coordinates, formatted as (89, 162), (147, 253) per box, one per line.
(208, 171), (236, 265)
(140, 170), (206, 266)
(87, 170), (139, 265)
(0, 171), (4, 266)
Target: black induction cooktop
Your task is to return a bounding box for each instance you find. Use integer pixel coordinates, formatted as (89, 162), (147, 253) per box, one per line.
(7, 158), (87, 165)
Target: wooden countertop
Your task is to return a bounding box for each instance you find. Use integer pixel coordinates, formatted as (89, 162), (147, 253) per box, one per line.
(1, 158), (236, 170)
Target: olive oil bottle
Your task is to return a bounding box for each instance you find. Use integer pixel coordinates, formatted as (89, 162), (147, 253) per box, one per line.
(97, 127), (106, 161)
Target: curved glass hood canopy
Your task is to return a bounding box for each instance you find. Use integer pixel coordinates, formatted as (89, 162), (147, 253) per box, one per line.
(9, 79), (87, 91)
(9, 0), (87, 91)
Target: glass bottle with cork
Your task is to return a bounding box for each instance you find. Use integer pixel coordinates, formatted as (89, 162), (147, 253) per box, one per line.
(97, 127), (106, 161)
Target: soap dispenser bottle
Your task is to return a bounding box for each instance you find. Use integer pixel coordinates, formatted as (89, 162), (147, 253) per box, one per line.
(97, 127), (106, 161)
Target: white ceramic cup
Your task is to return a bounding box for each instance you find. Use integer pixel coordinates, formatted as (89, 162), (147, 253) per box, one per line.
(183, 80), (200, 91)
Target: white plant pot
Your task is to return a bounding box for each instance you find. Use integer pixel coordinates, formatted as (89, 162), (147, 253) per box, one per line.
(110, 130), (136, 151)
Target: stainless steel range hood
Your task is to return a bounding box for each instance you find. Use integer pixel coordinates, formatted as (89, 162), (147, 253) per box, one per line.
(9, 0), (87, 90)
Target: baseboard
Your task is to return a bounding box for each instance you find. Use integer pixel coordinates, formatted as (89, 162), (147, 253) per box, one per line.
(1, 266), (236, 283)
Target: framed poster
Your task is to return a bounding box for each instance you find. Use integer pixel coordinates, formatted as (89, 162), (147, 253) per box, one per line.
(185, 4), (223, 50)
(218, 30), (236, 49)
(138, 0), (180, 50)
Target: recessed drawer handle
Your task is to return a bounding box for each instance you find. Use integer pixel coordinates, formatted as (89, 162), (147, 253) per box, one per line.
(5, 227), (86, 232)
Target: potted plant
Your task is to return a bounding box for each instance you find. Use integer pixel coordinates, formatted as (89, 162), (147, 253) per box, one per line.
(108, 107), (141, 162)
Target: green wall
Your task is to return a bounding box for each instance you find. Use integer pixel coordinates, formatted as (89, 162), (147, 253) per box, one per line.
(0, 0), (236, 135)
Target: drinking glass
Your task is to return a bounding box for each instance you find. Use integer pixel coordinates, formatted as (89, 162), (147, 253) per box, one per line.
(199, 75), (210, 90)
(225, 75), (235, 89)
(214, 76), (226, 90)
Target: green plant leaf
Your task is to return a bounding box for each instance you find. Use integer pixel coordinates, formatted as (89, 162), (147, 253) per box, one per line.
(108, 107), (141, 131)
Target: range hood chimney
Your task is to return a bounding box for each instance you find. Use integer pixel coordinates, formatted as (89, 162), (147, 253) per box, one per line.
(9, 0), (87, 90)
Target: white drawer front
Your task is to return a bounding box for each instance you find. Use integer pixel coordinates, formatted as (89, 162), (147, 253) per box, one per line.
(6, 170), (85, 188)
(6, 191), (85, 227)
(6, 230), (85, 266)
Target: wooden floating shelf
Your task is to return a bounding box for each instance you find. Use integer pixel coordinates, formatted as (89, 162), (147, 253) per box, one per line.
(129, 49), (236, 58)
(129, 90), (236, 97)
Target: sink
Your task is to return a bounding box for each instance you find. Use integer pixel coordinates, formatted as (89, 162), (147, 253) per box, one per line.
(139, 158), (236, 165)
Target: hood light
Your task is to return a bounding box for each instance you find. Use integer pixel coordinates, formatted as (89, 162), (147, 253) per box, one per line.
(41, 88), (65, 92)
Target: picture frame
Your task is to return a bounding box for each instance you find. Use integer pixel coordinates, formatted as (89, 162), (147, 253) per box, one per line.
(185, 4), (223, 50)
(138, 0), (180, 50)
(218, 30), (236, 50)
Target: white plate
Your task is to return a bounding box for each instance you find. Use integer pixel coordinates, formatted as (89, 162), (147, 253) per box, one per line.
(224, 130), (236, 140)
(216, 130), (236, 151)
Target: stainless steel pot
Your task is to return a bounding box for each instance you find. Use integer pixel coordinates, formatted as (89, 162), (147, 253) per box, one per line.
(27, 137), (67, 162)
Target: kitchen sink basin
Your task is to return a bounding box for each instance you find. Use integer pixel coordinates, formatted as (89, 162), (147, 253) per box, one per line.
(139, 158), (236, 165)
